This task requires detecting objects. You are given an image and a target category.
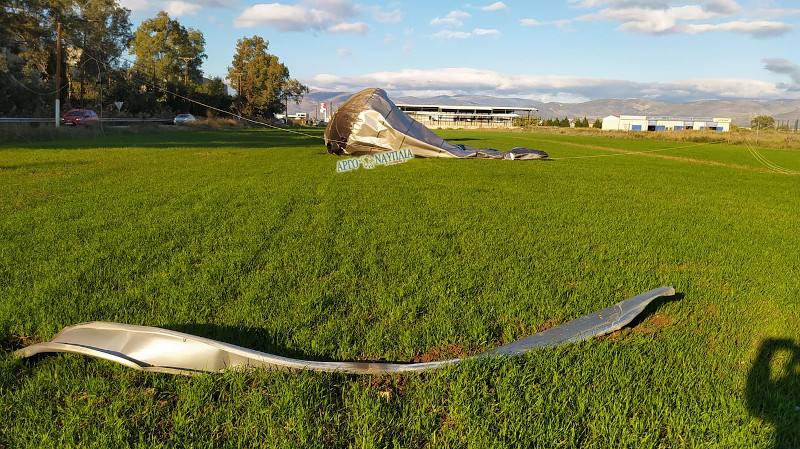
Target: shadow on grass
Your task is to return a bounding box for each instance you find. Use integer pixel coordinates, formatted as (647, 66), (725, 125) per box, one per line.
(622, 291), (684, 330)
(1, 128), (326, 152)
(164, 292), (683, 365)
(446, 138), (482, 143)
(0, 160), (92, 171)
(746, 338), (800, 448)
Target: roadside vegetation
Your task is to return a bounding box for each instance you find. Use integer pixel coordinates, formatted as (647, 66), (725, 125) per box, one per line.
(514, 125), (800, 150)
(1, 128), (798, 447)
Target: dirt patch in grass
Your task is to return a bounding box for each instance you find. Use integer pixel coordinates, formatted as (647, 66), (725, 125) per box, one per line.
(1, 334), (40, 352)
(603, 313), (675, 341)
(536, 318), (564, 332)
(363, 374), (409, 401)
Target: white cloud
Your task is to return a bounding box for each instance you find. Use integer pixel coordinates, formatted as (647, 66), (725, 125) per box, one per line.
(234, 0), (360, 32)
(430, 10), (471, 26)
(304, 67), (800, 101)
(328, 22), (368, 34)
(763, 58), (800, 87)
(704, 0), (740, 15)
(432, 30), (471, 39)
(751, 8), (800, 19)
(383, 33), (396, 43)
(118, 0), (152, 13)
(337, 48), (352, 57)
(165, 1), (203, 16)
(473, 28), (500, 36)
(121, 0), (229, 17)
(481, 2), (507, 11)
(665, 20), (792, 37)
(430, 17), (461, 26)
(562, 0), (793, 37)
(448, 10), (471, 18)
(366, 5), (404, 23)
(520, 18), (541, 26)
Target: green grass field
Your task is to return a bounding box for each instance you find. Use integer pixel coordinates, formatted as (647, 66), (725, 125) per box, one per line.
(1, 127), (799, 447)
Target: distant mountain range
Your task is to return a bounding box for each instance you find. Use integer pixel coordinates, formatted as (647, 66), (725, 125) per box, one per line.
(291, 90), (800, 127)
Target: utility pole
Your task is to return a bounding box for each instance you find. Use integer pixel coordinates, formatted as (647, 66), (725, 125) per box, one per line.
(55, 22), (61, 127)
(231, 70), (243, 107)
(179, 57), (191, 85)
(230, 71), (243, 121)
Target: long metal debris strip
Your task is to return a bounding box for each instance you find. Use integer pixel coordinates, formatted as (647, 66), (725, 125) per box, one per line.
(15, 286), (675, 375)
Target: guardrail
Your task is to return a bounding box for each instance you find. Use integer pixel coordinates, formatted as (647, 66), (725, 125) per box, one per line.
(0, 117), (174, 124)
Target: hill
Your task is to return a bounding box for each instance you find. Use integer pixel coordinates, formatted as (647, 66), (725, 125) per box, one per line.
(292, 90), (800, 127)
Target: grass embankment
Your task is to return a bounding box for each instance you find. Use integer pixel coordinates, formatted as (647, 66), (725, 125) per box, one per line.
(1, 129), (799, 447)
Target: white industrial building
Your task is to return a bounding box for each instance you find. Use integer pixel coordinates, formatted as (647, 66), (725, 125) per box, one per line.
(396, 104), (538, 129)
(602, 115), (731, 132)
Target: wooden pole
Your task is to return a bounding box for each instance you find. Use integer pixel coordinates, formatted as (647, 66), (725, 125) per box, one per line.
(180, 57), (191, 85)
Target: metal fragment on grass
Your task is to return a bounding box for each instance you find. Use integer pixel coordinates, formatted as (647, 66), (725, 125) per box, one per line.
(14, 286), (675, 375)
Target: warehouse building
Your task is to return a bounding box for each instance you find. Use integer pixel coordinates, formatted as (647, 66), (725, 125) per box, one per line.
(602, 115), (731, 132)
(396, 104), (538, 129)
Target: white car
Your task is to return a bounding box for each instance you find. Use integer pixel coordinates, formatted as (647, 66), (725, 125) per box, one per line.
(174, 113), (196, 125)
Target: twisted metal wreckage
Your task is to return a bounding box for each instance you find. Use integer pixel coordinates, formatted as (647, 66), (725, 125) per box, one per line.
(324, 88), (549, 160)
(16, 287), (675, 375)
(15, 89), (675, 375)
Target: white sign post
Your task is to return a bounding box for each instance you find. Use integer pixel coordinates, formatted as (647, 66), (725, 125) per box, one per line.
(319, 102), (327, 121)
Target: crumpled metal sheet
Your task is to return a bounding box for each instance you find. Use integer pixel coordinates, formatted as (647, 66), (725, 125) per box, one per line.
(324, 88), (548, 160)
(14, 286), (675, 375)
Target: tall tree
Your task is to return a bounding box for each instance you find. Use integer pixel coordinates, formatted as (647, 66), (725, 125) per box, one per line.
(129, 11), (205, 86)
(190, 77), (233, 117)
(751, 115), (775, 130)
(0, 0), (132, 114)
(228, 35), (307, 118)
(1, 0), (61, 115)
(52, 0), (133, 106)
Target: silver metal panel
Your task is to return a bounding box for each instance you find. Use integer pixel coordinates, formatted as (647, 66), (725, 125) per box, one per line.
(15, 287), (675, 375)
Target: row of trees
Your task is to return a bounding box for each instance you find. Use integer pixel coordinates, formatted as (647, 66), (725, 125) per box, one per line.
(513, 116), (603, 128)
(0, 0), (307, 118)
(751, 115), (799, 131)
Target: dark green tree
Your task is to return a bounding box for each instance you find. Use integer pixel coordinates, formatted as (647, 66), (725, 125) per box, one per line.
(54, 0), (133, 107)
(0, 0), (51, 115)
(129, 11), (205, 86)
(281, 78), (309, 112)
(190, 77), (233, 117)
(0, 0), (132, 114)
(228, 35), (307, 118)
(593, 118), (602, 128)
(512, 115), (540, 127)
(559, 116), (570, 127)
(581, 116), (589, 128)
(750, 115), (775, 130)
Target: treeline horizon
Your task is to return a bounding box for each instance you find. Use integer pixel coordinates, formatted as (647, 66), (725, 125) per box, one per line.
(0, 1), (307, 119)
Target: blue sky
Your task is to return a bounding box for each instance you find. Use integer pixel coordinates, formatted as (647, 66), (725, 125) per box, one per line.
(119, 0), (800, 102)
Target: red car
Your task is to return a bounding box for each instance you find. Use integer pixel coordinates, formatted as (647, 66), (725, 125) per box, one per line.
(60, 109), (99, 126)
